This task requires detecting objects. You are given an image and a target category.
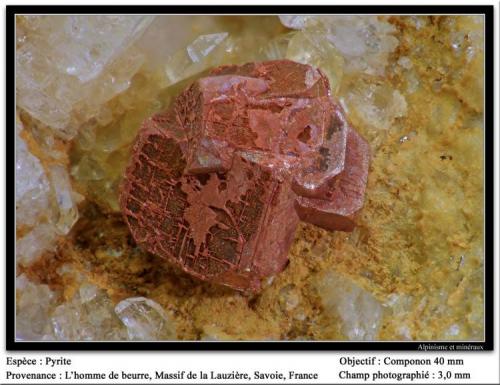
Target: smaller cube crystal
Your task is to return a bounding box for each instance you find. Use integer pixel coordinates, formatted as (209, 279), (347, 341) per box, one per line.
(292, 105), (349, 199)
(295, 127), (370, 232)
(209, 60), (331, 98)
(176, 60), (335, 177)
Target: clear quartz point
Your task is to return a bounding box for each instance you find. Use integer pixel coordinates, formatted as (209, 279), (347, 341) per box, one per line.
(115, 297), (177, 341)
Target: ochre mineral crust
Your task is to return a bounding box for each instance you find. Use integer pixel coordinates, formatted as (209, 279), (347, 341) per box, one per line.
(120, 60), (370, 291)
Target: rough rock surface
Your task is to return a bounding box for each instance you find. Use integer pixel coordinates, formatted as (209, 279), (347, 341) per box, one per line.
(120, 60), (370, 291)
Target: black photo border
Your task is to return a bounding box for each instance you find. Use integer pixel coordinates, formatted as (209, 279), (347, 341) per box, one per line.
(5, 4), (494, 351)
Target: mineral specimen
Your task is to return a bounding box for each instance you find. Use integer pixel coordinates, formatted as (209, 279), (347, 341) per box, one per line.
(15, 112), (80, 267)
(16, 15), (154, 138)
(15, 14), (485, 342)
(51, 284), (125, 341)
(16, 274), (57, 340)
(115, 297), (177, 340)
(120, 59), (370, 291)
(15, 15), (157, 268)
(294, 126), (371, 232)
(279, 15), (399, 76)
(317, 271), (383, 341)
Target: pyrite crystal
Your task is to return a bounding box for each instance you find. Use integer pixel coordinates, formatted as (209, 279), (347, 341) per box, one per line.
(120, 60), (370, 291)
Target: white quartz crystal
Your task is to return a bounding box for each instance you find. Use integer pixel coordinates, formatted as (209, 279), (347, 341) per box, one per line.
(317, 271), (383, 340)
(323, 16), (398, 76)
(340, 77), (408, 131)
(165, 32), (229, 85)
(16, 15), (154, 138)
(16, 223), (59, 266)
(47, 164), (79, 235)
(279, 15), (399, 76)
(17, 270), (177, 341)
(279, 15), (314, 30)
(15, 113), (79, 266)
(51, 284), (127, 341)
(136, 15), (219, 73)
(16, 274), (57, 341)
(187, 33), (228, 62)
(16, 16), (154, 267)
(16, 141), (80, 266)
(79, 282), (99, 303)
(262, 33), (294, 61)
(15, 114), (51, 229)
(115, 297), (177, 340)
(383, 293), (414, 340)
(286, 27), (344, 95)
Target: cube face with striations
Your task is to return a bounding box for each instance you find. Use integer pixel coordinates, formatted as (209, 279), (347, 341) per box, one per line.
(120, 59), (370, 291)
(120, 110), (299, 292)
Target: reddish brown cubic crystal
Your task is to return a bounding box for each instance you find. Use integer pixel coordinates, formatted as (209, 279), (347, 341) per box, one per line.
(294, 127), (370, 232)
(120, 110), (298, 292)
(179, 62), (334, 176)
(120, 59), (370, 291)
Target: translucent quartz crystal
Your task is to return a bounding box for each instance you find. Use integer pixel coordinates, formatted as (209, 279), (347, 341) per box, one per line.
(340, 76), (407, 132)
(445, 16), (484, 113)
(317, 271), (383, 340)
(79, 282), (99, 303)
(70, 154), (106, 181)
(57, 262), (86, 282)
(16, 117), (83, 273)
(115, 297), (176, 340)
(51, 16), (152, 82)
(15, 113), (51, 228)
(187, 33), (228, 62)
(16, 274), (57, 341)
(51, 284), (127, 341)
(332, 16), (398, 75)
(261, 32), (294, 61)
(164, 18), (287, 87)
(165, 32), (229, 85)
(279, 15), (399, 77)
(279, 15), (313, 30)
(16, 113), (79, 266)
(16, 223), (59, 266)
(47, 164), (79, 234)
(383, 293), (414, 340)
(286, 27), (345, 95)
(16, 161), (80, 266)
(18, 264), (178, 341)
(16, 15), (154, 138)
(447, 16), (484, 61)
(137, 16), (219, 72)
(21, 113), (67, 161)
